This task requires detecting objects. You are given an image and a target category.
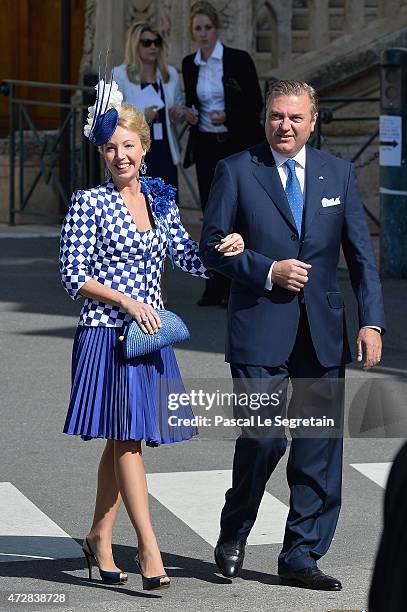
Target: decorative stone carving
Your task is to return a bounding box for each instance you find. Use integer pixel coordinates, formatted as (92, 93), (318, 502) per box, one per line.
(80, 0), (97, 76)
(80, 0), (407, 83)
(126, 0), (157, 27)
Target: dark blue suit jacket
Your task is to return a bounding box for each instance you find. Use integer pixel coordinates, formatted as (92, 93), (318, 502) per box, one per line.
(199, 141), (386, 368)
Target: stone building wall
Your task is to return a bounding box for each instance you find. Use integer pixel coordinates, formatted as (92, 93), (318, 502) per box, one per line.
(80, 0), (407, 82)
(80, 0), (255, 76)
(3, 1), (407, 224)
(75, 0), (407, 223)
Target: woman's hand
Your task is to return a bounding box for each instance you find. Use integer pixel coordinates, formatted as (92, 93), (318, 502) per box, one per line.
(215, 233), (245, 256)
(170, 104), (186, 122)
(184, 107), (199, 125)
(121, 297), (162, 334)
(209, 109), (226, 125)
(144, 105), (159, 124)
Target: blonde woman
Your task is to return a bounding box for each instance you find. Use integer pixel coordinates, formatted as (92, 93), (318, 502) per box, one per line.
(182, 0), (264, 306)
(60, 91), (245, 590)
(114, 22), (184, 192)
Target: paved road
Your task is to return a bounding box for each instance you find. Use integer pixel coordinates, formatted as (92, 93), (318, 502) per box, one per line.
(0, 232), (406, 612)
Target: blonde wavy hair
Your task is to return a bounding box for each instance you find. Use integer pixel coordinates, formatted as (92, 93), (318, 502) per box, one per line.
(124, 21), (169, 84)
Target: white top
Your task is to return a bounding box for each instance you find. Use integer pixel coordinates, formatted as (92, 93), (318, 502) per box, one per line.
(194, 40), (227, 133)
(113, 64), (184, 165)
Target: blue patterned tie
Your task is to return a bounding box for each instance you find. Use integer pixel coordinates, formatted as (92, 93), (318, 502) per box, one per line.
(285, 159), (304, 235)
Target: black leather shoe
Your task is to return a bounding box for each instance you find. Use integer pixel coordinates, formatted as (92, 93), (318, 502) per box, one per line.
(279, 567), (342, 591)
(214, 538), (246, 578)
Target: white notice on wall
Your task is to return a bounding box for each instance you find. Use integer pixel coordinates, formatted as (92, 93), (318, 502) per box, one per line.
(379, 115), (402, 167)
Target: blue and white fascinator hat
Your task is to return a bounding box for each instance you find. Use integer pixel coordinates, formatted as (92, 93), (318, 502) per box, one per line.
(83, 71), (123, 147)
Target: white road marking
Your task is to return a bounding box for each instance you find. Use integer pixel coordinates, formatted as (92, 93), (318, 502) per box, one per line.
(0, 482), (83, 562)
(350, 463), (392, 489)
(0, 258), (55, 266)
(147, 470), (289, 547)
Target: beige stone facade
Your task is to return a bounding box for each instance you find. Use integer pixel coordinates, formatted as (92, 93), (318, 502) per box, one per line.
(81, 0), (407, 85)
(3, 1), (407, 224)
(74, 0), (406, 224)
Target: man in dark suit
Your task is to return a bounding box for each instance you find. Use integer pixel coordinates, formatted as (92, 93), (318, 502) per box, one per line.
(199, 80), (385, 590)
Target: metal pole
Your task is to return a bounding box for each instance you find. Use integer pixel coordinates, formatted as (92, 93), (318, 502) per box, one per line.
(19, 105), (24, 213)
(83, 72), (100, 187)
(9, 84), (15, 226)
(379, 48), (407, 278)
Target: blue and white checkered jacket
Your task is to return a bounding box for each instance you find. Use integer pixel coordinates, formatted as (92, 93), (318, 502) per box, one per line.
(60, 177), (208, 327)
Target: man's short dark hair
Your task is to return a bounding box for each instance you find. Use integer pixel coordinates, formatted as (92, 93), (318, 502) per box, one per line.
(266, 80), (318, 116)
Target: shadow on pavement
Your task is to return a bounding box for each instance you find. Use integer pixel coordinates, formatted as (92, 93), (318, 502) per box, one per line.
(0, 537), (280, 593)
(1, 237), (406, 368)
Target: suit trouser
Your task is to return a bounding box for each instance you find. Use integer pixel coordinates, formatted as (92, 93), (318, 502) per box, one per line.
(220, 306), (345, 572)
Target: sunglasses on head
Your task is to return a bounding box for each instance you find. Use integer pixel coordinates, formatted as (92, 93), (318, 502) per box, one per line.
(140, 36), (162, 48)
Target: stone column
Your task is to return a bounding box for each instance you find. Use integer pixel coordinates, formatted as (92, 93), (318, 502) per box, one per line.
(167, 0), (193, 70)
(92, 0), (126, 69)
(344, 0), (364, 33)
(80, 0), (97, 76)
(309, 0), (330, 50)
(273, 0), (292, 71)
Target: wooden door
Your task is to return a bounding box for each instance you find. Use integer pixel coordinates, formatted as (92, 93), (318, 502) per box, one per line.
(0, 0), (85, 136)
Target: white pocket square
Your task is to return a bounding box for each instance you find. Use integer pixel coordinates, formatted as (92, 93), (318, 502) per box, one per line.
(321, 196), (341, 207)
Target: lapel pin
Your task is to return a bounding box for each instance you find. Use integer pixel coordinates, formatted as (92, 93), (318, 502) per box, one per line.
(318, 176), (324, 180)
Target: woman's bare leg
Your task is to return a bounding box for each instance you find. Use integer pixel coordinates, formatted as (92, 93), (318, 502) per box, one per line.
(86, 440), (124, 572)
(114, 440), (168, 579)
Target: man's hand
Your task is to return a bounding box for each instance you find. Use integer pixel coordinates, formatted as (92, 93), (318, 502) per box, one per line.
(215, 233), (244, 256)
(357, 328), (382, 370)
(271, 259), (311, 292)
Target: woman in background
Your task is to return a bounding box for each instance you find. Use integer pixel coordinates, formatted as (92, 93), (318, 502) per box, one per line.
(182, 0), (264, 307)
(114, 22), (184, 192)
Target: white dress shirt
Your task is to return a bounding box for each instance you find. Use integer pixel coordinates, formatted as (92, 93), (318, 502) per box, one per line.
(194, 39), (227, 133)
(271, 146), (306, 193)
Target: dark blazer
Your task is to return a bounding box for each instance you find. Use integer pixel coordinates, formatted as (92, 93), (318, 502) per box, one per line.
(182, 45), (264, 168)
(199, 141), (386, 368)
(369, 441), (407, 612)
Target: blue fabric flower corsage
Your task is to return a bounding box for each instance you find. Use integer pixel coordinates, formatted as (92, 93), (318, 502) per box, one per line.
(141, 177), (178, 267)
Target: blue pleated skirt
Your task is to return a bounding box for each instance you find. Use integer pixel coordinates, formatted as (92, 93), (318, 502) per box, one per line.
(63, 326), (198, 446)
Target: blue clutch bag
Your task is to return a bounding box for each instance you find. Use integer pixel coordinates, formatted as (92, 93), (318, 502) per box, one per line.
(120, 309), (190, 359)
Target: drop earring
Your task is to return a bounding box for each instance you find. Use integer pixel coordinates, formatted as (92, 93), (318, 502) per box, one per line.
(140, 156), (147, 175)
(104, 166), (112, 181)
